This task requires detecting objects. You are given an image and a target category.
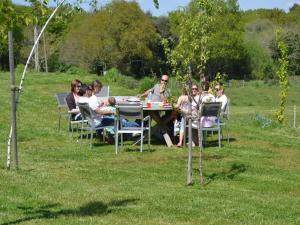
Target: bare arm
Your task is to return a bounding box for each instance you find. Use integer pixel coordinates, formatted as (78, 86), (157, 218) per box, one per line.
(138, 89), (151, 98)
(94, 107), (114, 115)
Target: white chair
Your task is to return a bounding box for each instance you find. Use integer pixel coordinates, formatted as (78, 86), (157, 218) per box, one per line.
(78, 102), (112, 149)
(115, 103), (151, 154)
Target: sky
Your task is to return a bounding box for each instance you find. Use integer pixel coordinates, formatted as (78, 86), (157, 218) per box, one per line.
(12, 0), (300, 16)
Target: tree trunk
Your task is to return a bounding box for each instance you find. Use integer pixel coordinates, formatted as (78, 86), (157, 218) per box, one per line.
(34, 26), (39, 72)
(43, 33), (48, 73)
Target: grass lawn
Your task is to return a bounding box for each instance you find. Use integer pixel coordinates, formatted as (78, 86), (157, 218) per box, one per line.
(0, 72), (299, 225)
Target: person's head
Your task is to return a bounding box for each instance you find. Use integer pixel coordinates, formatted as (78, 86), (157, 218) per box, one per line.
(181, 86), (188, 95)
(78, 84), (93, 97)
(91, 80), (103, 94)
(191, 84), (199, 96)
(107, 97), (116, 106)
(215, 84), (224, 97)
(71, 79), (82, 94)
(160, 74), (169, 86)
(201, 81), (210, 92)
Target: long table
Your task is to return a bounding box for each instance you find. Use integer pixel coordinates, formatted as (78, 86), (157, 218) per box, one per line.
(98, 96), (174, 147)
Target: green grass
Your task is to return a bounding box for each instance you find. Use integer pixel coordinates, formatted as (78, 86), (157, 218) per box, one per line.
(0, 72), (299, 225)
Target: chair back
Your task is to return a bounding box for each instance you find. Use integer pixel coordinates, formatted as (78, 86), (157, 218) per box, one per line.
(116, 103), (143, 120)
(200, 102), (222, 117)
(78, 102), (98, 127)
(223, 98), (230, 119)
(55, 92), (68, 107)
(96, 86), (110, 97)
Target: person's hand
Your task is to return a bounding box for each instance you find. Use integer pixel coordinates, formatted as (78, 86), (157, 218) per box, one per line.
(160, 83), (166, 93)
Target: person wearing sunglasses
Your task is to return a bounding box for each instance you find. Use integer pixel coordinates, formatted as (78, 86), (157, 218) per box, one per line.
(138, 74), (170, 102)
(215, 83), (228, 112)
(66, 79), (82, 121)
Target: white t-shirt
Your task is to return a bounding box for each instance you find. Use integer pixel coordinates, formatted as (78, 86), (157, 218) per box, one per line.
(216, 94), (228, 112)
(78, 96), (102, 126)
(89, 95), (100, 111)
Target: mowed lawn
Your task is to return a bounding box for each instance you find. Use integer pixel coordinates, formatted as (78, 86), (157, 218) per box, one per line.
(0, 72), (299, 225)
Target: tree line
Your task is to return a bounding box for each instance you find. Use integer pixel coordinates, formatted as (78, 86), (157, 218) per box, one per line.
(1, 0), (300, 80)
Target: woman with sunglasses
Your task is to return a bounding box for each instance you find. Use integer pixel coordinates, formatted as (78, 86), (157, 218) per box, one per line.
(66, 79), (82, 121)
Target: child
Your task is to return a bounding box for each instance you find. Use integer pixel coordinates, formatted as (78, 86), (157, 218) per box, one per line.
(99, 96), (116, 114)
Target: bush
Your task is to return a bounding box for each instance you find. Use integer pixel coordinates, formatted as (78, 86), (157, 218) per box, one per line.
(139, 76), (157, 92)
(66, 65), (88, 76)
(104, 68), (120, 83)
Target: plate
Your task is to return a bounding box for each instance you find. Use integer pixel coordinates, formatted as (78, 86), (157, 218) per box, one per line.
(127, 97), (140, 102)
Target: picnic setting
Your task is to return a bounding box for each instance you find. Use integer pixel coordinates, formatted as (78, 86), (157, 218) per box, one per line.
(1, 0), (300, 224)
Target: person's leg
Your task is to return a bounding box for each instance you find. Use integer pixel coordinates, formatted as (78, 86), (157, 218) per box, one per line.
(177, 117), (185, 147)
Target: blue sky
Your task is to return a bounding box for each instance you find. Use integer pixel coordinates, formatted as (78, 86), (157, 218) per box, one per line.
(12, 0), (300, 16)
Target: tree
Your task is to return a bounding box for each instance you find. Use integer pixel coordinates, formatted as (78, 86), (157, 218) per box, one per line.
(60, 0), (158, 76)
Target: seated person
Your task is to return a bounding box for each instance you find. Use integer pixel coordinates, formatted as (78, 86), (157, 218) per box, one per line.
(215, 83), (228, 114)
(138, 74), (170, 102)
(199, 81), (216, 128)
(90, 80), (105, 108)
(66, 79), (82, 121)
(78, 84), (114, 128)
(174, 87), (189, 147)
(100, 96), (116, 114)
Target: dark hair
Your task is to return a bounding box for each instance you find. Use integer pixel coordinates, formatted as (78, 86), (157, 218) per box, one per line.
(78, 84), (92, 96)
(202, 81), (210, 92)
(91, 80), (103, 91)
(71, 79), (81, 93)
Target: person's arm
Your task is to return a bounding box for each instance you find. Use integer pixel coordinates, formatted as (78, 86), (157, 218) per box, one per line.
(94, 107), (113, 115)
(138, 88), (152, 98)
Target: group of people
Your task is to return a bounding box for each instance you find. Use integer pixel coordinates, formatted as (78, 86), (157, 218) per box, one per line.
(65, 74), (228, 146)
(174, 80), (228, 147)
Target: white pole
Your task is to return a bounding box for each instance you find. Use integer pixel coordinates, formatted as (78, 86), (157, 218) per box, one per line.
(7, 0), (66, 168)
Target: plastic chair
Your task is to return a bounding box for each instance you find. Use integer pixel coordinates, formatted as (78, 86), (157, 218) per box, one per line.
(115, 103), (151, 154)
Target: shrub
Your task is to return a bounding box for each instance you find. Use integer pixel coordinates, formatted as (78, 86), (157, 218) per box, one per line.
(15, 64), (25, 75)
(139, 76), (157, 92)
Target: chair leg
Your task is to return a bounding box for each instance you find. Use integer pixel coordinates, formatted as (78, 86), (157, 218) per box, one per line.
(121, 133), (123, 151)
(218, 127), (221, 148)
(90, 131), (93, 149)
(115, 132), (118, 154)
(140, 132), (143, 152)
(148, 117), (151, 149)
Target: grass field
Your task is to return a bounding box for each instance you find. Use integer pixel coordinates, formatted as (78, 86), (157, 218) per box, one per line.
(0, 71), (299, 225)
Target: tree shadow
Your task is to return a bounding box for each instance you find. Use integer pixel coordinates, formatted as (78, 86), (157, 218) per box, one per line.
(2, 198), (138, 225)
(205, 163), (247, 185)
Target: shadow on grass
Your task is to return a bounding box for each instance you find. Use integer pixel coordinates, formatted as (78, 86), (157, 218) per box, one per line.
(2, 199), (138, 225)
(205, 163), (247, 185)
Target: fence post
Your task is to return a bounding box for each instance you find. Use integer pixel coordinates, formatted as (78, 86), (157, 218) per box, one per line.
(293, 105), (296, 128)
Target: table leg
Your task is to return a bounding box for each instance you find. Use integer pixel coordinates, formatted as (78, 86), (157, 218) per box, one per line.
(149, 111), (173, 147)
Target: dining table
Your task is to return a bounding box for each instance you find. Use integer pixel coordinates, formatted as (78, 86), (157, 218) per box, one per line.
(98, 96), (174, 147)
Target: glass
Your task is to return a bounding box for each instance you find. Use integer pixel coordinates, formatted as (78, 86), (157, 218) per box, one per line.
(161, 79), (168, 82)
(146, 102), (152, 108)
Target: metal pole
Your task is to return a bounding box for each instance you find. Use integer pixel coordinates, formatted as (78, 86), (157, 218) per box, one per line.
(293, 105), (296, 128)
(8, 31), (18, 169)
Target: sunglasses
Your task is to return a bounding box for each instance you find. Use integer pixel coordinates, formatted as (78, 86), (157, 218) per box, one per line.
(76, 85), (81, 88)
(192, 88), (198, 90)
(161, 79), (168, 82)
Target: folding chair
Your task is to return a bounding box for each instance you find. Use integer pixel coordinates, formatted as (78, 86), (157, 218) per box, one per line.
(115, 103), (151, 154)
(96, 85), (110, 97)
(78, 102), (112, 149)
(55, 92), (68, 131)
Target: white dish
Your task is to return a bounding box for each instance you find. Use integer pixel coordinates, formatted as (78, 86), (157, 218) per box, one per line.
(127, 97), (140, 102)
